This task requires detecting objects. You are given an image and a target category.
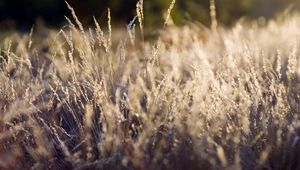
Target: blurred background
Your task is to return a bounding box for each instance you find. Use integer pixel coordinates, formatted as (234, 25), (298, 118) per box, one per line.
(0, 0), (300, 31)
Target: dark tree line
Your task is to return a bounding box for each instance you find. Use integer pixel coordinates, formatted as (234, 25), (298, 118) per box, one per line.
(0, 0), (299, 30)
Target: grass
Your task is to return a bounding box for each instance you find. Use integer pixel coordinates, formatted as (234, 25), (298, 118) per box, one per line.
(1, 2), (300, 170)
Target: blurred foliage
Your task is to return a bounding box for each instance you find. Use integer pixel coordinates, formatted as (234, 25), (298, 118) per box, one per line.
(0, 0), (66, 28)
(0, 0), (299, 30)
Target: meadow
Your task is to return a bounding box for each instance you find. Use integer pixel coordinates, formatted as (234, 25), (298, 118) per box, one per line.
(1, 1), (300, 169)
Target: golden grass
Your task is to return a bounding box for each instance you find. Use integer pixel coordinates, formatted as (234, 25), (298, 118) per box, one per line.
(0, 2), (300, 170)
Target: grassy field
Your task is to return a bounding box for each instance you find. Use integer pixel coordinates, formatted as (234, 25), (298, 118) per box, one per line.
(1, 2), (300, 170)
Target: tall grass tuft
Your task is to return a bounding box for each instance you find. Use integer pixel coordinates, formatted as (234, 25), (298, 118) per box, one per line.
(1, 2), (300, 170)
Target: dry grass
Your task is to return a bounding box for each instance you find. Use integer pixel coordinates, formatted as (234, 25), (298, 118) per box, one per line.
(1, 3), (300, 170)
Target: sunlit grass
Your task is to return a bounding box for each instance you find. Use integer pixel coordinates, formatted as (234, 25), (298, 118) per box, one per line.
(1, 2), (300, 170)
